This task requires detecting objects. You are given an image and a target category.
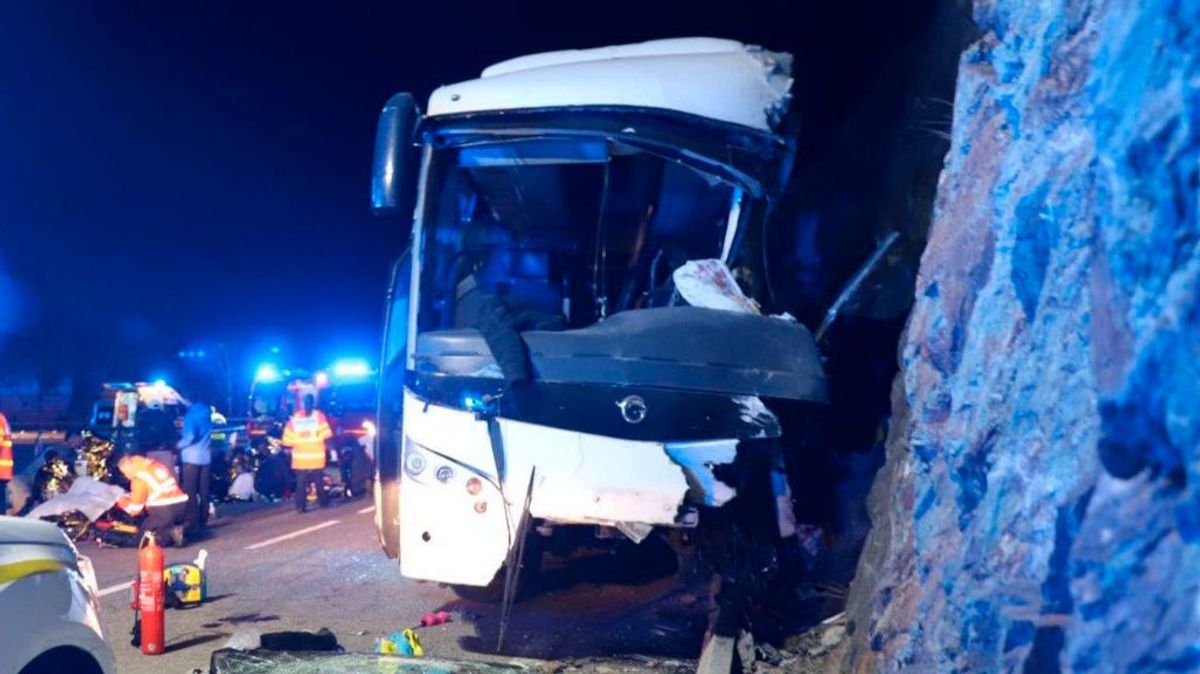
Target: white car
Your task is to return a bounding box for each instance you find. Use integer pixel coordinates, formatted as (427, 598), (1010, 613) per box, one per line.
(0, 516), (115, 674)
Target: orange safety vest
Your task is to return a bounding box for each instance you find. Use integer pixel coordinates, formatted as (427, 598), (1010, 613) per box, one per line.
(282, 410), (332, 470)
(0, 412), (12, 481)
(117, 456), (188, 515)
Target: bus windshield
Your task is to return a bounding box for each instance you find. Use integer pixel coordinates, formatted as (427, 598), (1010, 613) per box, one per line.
(415, 136), (739, 334)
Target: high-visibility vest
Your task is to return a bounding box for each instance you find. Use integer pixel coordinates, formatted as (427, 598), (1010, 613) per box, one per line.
(282, 410), (332, 470)
(117, 456), (188, 515)
(0, 412), (12, 481)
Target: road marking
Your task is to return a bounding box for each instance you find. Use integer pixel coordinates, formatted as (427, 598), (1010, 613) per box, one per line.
(244, 520), (340, 551)
(98, 582), (130, 598)
(357, 505), (376, 515)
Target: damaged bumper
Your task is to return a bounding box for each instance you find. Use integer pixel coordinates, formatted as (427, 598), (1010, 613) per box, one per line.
(387, 307), (828, 587)
(397, 391), (743, 587)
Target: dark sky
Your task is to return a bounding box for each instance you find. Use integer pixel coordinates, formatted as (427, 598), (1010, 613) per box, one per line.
(0, 0), (934, 388)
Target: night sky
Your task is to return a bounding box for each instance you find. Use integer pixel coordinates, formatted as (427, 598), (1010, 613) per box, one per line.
(0, 0), (936, 401)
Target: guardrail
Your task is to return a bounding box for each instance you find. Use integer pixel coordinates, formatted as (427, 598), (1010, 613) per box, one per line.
(10, 420), (251, 444)
(10, 428), (68, 446)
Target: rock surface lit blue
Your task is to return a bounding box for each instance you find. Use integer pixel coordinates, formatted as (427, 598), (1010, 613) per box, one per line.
(845, 1), (1200, 671)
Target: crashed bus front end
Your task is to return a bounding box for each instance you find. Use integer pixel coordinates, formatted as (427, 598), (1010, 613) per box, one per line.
(371, 39), (827, 592)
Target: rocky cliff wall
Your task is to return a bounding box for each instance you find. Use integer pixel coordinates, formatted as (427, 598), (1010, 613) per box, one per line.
(845, 1), (1200, 671)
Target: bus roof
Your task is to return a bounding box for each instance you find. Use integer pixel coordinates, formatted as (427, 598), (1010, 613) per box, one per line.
(426, 38), (793, 132)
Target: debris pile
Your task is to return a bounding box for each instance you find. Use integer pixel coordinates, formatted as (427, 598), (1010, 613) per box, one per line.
(730, 613), (847, 674)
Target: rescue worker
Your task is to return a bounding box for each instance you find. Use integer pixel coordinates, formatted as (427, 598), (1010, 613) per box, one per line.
(115, 454), (188, 546)
(282, 393), (332, 513)
(0, 411), (12, 515)
(178, 401), (214, 533)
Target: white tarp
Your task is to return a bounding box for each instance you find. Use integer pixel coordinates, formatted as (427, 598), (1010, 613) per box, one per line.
(25, 477), (125, 522)
(228, 472), (257, 501)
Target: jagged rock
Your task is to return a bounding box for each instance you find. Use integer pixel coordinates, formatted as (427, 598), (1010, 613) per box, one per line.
(818, 624), (844, 650)
(845, 0), (1200, 672)
(756, 642), (784, 667)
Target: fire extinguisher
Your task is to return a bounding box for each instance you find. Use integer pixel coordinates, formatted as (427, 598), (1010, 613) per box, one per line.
(133, 532), (165, 655)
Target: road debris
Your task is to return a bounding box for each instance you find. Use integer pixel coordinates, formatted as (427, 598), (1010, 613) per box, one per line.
(376, 628), (423, 656)
(258, 627), (341, 652)
(223, 630), (262, 651)
(736, 630), (756, 670)
(211, 651), (531, 674)
(541, 658), (693, 674)
(742, 612), (848, 673)
(419, 611), (451, 627)
(696, 634), (735, 674)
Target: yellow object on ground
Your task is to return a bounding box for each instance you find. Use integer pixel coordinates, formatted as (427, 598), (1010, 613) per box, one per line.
(375, 628), (424, 657)
(164, 562), (206, 605)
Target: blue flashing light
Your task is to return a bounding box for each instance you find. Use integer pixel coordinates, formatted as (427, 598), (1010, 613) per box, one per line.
(255, 363), (281, 383)
(153, 379), (168, 388)
(463, 394), (488, 413)
(331, 358), (371, 378)
(197, 350), (206, 358)
(270, 345), (281, 354)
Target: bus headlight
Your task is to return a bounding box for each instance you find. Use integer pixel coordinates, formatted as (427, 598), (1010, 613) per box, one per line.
(404, 447), (427, 477)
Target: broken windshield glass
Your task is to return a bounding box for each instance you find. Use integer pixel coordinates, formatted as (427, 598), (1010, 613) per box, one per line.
(415, 137), (738, 333)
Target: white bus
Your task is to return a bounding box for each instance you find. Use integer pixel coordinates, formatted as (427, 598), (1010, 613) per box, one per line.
(369, 38), (828, 601)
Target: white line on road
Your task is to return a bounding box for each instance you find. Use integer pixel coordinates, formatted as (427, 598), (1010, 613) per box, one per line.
(244, 520), (340, 551)
(357, 505), (375, 515)
(98, 582), (130, 598)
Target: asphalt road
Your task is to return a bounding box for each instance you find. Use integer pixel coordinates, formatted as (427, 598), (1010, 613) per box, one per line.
(82, 496), (707, 673)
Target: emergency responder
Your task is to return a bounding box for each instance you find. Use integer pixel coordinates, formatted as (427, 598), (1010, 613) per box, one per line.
(179, 401), (213, 533)
(282, 393), (332, 513)
(115, 454), (188, 546)
(0, 411), (12, 515)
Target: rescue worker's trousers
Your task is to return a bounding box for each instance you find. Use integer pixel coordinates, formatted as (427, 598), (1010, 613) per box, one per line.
(141, 502), (187, 546)
(294, 469), (328, 512)
(181, 463), (211, 530)
(0, 480), (7, 516)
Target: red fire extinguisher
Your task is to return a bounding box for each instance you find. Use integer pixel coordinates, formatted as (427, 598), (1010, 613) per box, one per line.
(135, 532), (165, 655)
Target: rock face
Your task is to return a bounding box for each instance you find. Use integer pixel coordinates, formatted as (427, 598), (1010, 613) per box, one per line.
(845, 1), (1200, 672)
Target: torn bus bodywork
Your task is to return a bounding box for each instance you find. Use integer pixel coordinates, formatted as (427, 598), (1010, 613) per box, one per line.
(370, 38), (827, 594)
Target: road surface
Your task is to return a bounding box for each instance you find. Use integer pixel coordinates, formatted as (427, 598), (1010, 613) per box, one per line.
(83, 496), (707, 673)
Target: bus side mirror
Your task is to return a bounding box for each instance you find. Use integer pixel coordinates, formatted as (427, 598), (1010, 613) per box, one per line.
(371, 93), (421, 217)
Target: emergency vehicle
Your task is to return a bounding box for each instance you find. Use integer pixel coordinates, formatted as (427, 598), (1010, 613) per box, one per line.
(247, 363), (376, 455)
(370, 38), (828, 597)
(246, 367), (316, 450)
(88, 381), (190, 460)
(88, 381), (189, 435)
(0, 517), (115, 674)
(319, 359), (378, 460)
